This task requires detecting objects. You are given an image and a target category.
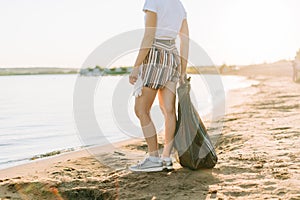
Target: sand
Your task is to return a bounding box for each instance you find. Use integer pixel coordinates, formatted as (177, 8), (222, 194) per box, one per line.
(0, 61), (299, 200)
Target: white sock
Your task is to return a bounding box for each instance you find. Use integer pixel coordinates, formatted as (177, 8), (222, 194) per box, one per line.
(149, 156), (161, 163)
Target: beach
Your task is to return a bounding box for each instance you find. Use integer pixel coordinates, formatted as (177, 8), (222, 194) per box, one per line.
(0, 62), (300, 199)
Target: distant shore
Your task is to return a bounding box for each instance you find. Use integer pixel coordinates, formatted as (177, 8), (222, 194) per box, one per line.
(0, 65), (232, 76)
(0, 67), (79, 76)
(0, 60), (292, 76)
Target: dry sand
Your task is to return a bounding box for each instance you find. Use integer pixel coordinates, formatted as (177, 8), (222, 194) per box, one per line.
(0, 62), (299, 200)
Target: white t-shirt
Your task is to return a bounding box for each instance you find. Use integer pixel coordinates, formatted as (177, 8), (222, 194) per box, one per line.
(143, 0), (187, 40)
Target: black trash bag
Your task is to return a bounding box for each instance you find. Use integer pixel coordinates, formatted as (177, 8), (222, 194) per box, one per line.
(174, 77), (218, 170)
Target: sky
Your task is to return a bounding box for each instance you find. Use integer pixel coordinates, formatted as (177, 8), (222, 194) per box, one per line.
(0, 0), (300, 68)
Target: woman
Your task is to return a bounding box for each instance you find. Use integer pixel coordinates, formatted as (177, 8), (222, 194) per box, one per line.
(129, 0), (189, 172)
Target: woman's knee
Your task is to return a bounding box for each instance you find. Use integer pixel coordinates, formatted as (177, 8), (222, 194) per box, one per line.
(134, 105), (150, 120)
(161, 105), (175, 117)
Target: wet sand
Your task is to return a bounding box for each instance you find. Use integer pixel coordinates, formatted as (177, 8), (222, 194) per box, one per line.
(0, 62), (299, 199)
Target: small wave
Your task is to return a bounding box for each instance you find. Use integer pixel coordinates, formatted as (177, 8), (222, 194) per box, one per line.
(0, 157), (29, 166)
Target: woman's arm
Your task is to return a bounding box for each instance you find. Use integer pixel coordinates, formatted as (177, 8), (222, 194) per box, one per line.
(134, 11), (157, 67)
(179, 19), (189, 83)
(129, 11), (157, 85)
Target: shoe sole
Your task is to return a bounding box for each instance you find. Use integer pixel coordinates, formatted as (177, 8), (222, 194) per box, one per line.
(163, 166), (174, 171)
(129, 166), (164, 172)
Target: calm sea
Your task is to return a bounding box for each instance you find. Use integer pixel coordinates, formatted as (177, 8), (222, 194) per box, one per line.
(0, 74), (256, 169)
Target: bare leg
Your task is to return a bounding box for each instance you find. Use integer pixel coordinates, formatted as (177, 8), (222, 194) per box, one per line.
(158, 81), (177, 158)
(134, 87), (159, 157)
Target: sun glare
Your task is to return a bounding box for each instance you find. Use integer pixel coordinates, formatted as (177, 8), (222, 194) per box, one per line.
(221, 0), (293, 64)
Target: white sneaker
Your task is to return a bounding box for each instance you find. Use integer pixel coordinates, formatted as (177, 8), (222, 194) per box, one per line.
(162, 157), (173, 170)
(129, 156), (163, 172)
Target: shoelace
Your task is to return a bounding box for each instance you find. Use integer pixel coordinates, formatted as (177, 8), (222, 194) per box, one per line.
(137, 157), (149, 167)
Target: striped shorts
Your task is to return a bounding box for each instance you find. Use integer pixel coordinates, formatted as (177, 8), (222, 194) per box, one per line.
(140, 39), (181, 90)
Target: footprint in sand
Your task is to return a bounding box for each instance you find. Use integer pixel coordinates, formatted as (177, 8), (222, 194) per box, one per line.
(271, 168), (290, 180)
(239, 183), (259, 189)
(270, 127), (292, 131)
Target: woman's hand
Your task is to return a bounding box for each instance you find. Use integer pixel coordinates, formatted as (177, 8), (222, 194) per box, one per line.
(179, 73), (186, 85)
(129, 67), (139, 85)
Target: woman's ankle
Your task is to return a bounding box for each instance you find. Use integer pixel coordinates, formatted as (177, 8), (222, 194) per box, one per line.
(149, 151), (159, 158)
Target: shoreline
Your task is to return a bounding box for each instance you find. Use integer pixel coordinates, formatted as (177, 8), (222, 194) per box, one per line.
(0, 74), (259, 173)
(0, 138), (143, 180)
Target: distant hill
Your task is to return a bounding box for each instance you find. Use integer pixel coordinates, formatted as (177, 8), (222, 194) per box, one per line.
(222, 60), (293, 77)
